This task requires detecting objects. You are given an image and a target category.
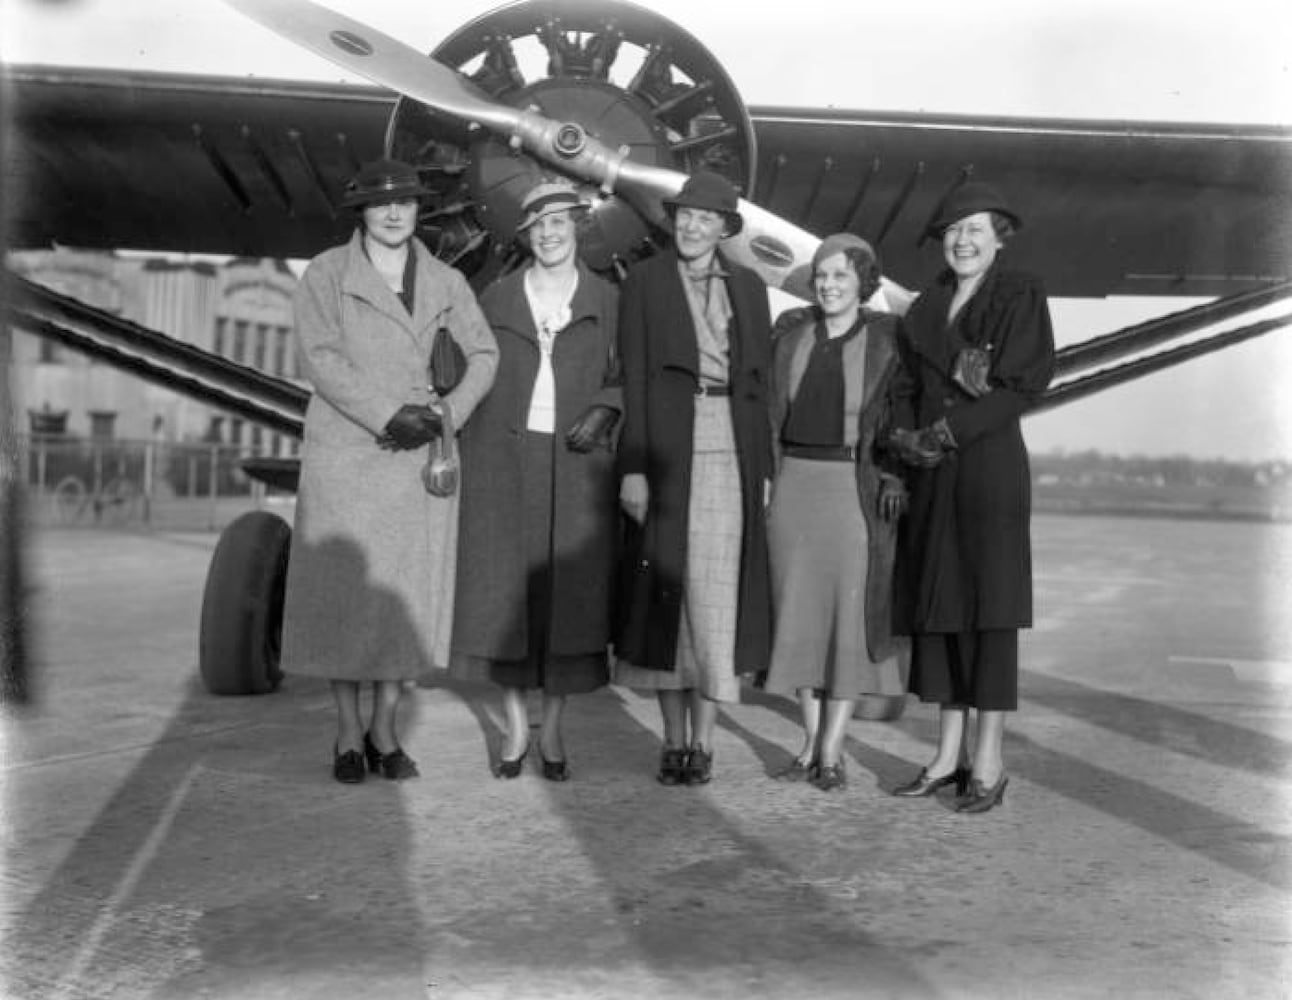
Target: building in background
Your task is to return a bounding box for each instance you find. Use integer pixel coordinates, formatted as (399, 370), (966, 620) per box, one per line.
(7, 249), (300, 458)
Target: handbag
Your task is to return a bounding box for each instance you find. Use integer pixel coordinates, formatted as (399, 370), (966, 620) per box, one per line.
(421, 403), (459, 497)
(428, 324), (467, 397)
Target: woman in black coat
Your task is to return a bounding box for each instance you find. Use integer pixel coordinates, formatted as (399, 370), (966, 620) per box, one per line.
(615, 172), (773, 787)
(451, 181), (621, 781)
(888, 182), (1055, 813)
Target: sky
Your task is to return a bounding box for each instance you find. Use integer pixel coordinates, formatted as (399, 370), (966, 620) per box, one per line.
(4, 0), (1292, 460)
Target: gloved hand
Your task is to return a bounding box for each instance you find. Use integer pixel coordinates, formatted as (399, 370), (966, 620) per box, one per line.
(377, 404), (442, 451)
(565, 405), (620, 453)
(878, 478), (908, 522)
(888, 427), (944, 469)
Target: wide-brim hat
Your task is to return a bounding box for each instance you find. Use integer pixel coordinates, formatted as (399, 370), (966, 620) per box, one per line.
(662, 171), (744, 236)
(517, 180), (588, 233)
(924, 181), (1022, 239)
(340, 158), (432, 209)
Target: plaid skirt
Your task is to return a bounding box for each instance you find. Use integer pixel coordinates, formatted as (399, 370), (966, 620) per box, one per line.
(614, 397), (743, 702)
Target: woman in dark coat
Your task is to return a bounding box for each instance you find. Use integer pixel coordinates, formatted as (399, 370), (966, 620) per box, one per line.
(763, 234), (907, 792)
(451, 181), (621, 781)
(282, 159), (497, 784)
(615, 172), (773, 786)
(888, 182), (1055, 813)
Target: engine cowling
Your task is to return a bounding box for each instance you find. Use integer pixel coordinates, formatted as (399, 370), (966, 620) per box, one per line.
(386, 0), (757, 284)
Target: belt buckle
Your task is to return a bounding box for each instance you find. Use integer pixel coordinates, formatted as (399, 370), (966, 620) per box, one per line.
(695, 383), (716, 398)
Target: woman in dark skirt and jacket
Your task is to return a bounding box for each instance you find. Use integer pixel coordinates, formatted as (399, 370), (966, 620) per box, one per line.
(888, 182), (1055, 813)
(450, 180), (621, 781)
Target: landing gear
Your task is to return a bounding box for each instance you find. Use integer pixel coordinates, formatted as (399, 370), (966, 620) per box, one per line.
(199, 511), (291, 696)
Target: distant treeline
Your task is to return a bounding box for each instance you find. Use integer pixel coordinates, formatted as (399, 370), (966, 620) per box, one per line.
(1032, 451), (1290, 489)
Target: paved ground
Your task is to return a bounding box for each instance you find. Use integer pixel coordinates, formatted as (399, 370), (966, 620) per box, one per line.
(2, 515), (1290, 999)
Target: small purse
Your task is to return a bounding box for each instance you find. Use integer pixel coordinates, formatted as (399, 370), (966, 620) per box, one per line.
(428, 324), (467, 397)
(951, 346), (992, 398)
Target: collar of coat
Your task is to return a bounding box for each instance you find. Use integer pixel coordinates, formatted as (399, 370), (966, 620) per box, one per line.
(483, 261), (603, 344)
(904, 261), (1010, 369)
(774, 306), (898, 413)
(339, 230), (448, 336)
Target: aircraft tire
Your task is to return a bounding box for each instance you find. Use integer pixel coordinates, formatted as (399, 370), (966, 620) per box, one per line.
(199, 510), (291, 696)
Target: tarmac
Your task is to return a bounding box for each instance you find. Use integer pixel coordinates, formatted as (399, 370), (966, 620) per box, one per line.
(2, 514), (1290, 999)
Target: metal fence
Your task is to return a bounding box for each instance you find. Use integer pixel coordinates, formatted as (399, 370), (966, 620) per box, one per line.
(21, 436), (296, 532)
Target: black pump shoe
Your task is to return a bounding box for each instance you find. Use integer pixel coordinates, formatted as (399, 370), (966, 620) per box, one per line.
(333, 745), (366, 784)
(891, 766), (970, 798)
(957, 774), (1009, 813)
(541, 754), (571, 782)
(363, 733), (419, 780)
(494, 746), (529, 779)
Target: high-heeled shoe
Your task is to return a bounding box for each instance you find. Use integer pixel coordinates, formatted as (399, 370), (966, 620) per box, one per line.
(494, 745), (529, 779)
(363, 733), (419, 780)
(891, 765), (970, 798)
(333, 744), (366, 784)
(540, 753), (571, 782)
(957, 773), (1008, 813)
(772, 755), (817, 782)
(813, 761), (846, 792)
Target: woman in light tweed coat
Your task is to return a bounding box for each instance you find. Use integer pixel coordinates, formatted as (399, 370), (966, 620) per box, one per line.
(281, 160), (497, 784)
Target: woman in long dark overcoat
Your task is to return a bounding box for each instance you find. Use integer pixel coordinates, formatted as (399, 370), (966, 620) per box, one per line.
(451, 181), (621, 781)
(282, 159), (497, 784)
(888, 182), (1055, 813)
(615, 172), (773, 787)
(762, 234), (908, 793)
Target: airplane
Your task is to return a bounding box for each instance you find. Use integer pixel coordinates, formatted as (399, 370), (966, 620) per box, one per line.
(3, 0), (1290, 699)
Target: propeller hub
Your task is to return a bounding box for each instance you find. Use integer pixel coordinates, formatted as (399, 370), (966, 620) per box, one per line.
(553, 122), (586, 158)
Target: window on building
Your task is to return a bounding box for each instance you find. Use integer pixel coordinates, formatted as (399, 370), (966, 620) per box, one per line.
(232, 320), (248, 363)
(213, 317), (228, 357)
(273, 328), (288, 375)
(88, 411), (117, 441)
(253, 324), (268, 370)
(38, 340), (61, 363)
(250, 425), (263, 452)
(206, 416), (225, 443)
(230, 418), (244, 445)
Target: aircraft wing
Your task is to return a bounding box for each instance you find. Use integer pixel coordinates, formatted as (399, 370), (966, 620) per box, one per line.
(3, 66), (393, 260)
(4, 65), (1290, 297)
(750, 106), (1292, 297)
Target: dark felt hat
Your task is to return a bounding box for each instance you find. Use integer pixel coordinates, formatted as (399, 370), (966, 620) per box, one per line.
(662, 171), (744, 235)
(924, 182), (1022, 238)
(340, 159), (431, 209)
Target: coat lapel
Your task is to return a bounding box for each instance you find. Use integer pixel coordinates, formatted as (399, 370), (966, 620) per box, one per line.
(340, 231), (421, 345)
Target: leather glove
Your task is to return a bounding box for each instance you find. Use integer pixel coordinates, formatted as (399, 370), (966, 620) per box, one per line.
(888, 427), (944, 469)
(377, 404), (442, 451)
(878, 478), (908, 522)
(565, 405), (620, 453)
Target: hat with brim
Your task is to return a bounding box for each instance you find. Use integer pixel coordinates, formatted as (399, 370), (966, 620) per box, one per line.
(662, 171), (744, 236)
(517, 181), (588, 233)
(340, 159), (431, 209)
(924, 181), (1022, 239)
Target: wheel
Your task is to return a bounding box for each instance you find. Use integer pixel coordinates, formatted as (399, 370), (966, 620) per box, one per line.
(96, 477), (141, 525)
(51, 475), (86, 524)
(199, 511), (291, 696)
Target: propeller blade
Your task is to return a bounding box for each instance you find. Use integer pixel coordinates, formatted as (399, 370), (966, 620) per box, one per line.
(222, 0), (913, 308)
